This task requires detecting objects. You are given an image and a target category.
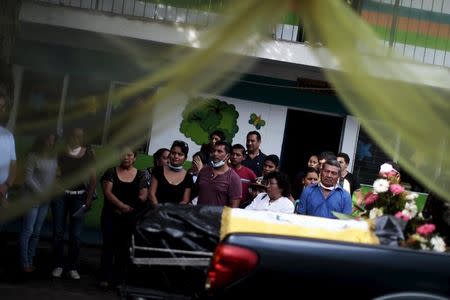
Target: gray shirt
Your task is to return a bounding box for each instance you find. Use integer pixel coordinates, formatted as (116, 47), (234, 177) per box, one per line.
(24, 153), (57, 193)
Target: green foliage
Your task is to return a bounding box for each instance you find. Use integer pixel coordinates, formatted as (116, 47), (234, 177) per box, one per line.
(180, 97), (239, 145)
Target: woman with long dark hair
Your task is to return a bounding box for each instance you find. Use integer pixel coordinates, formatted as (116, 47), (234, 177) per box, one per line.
(148, 140), (193, 205)
(19, 132), (58, 273)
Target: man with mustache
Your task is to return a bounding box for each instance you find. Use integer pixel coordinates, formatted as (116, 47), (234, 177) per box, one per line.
(295, 159), (352, 219)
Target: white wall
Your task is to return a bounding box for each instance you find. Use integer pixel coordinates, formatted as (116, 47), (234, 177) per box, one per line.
(148, 94), (287, 159)
(340, 115), (360, 172)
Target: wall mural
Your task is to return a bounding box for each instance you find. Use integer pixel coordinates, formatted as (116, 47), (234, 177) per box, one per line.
(248, 113), (266, 130)
(180, 97), (239, 145)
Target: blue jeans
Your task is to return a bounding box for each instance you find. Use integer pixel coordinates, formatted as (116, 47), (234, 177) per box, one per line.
(19, 202), (50, 269)
(51, 193), (86, 270)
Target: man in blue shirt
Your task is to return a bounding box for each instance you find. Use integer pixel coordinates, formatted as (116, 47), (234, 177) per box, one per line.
(295, 159), (352, 219)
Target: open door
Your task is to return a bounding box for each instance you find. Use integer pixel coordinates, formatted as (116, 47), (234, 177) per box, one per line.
(280, 109), (344, 184)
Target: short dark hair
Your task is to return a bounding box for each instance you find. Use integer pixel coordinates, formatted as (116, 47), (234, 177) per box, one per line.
(231, 143), (246, 156)
(336, 152), (350, 164)
(214, 140), (231, 154)
(247, 131), (261, 141)
(209, 130), (226, 142)
(323, 159), (341, 171)
(319, 151), (336, 161)
(264, 154), (280, 167)
(171, 140), (189, 157)
(304, 167), (320, 178)
(266, 171), (291, 197)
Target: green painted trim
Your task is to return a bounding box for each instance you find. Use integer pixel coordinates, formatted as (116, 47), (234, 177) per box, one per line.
(224, 74), (348, 116)
(372, 25), (450, 51)
(362, 1), (450, 25)
(282, 11), (300, 26)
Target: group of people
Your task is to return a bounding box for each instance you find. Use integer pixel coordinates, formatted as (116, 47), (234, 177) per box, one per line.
(0, 91), (412, 289)
(142, 131), (360, 219)
(94, 130), (366, 287)
(1, 90), (97, 280)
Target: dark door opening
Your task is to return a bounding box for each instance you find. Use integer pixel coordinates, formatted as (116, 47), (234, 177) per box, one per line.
(279, 109), (344, 186)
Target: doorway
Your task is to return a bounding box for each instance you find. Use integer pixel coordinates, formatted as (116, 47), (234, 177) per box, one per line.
(279, 109), (344, 183)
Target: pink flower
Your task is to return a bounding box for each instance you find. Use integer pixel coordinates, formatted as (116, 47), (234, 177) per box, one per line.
(389, 184), (405, 195)
(417, 224), (436, 236)
(395, 211), (410, 222)
(364, 192), (379, 205)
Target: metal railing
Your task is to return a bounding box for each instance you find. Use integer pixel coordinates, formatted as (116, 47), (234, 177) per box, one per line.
(34, 0), (222, 27)
(32, 0), (450, 67)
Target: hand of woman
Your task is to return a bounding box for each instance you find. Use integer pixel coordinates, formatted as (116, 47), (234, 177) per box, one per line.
(119, 204), (134, 214)
(193, 156), (204, 171)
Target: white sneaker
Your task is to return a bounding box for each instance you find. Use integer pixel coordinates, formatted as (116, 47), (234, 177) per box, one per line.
(52, 267), (63, 278)
(68, 270), (80, 280)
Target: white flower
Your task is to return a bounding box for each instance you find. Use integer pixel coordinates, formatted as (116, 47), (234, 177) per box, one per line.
(402, 201), (418, 219)
(420, 243), (430, 250)
(373, 179), (390, 193)
(417, 212), (424, 220)
(405, 192), (419, 201)
(430, 236), (446, 252)
(379, 163), (394, 174)
(369, 207), (384, 219)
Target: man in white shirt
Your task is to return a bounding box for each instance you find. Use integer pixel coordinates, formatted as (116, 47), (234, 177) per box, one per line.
(0, 92), (16, 209)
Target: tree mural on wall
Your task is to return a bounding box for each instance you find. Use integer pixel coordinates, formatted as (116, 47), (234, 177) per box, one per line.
(180, 97), (239, 145)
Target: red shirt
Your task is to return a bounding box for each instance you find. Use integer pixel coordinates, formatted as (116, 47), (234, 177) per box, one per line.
(232, 166), (257, 202)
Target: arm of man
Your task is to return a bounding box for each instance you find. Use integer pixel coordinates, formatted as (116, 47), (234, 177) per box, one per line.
(230, 198), (241, 208)
(7, 160), (16, 189)
(343, 192), (353, 215)
(295, 188), (308, 215)
(0, 160), (16, 200)
(228, 172), (242, 208)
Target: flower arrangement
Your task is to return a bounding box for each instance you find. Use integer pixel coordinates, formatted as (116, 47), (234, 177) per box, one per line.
(403, 217), (447, 252)
(361, 164), (447, 253)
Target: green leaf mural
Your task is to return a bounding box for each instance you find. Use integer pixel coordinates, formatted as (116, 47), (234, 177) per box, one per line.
(180, 97), (239, 145)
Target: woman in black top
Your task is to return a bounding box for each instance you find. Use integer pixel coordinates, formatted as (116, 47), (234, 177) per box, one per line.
(148, 140), (193, 206)
(51, 127), (96, 280)
(100, 147), (148, 288)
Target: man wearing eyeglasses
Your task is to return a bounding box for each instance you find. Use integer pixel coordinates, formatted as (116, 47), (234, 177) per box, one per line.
(295, 159), (352, 219)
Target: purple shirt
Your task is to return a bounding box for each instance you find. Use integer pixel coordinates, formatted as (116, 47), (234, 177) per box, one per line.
(196, 166), (242, 207)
